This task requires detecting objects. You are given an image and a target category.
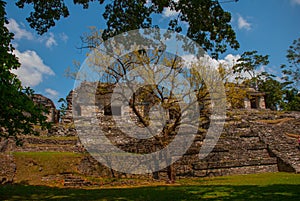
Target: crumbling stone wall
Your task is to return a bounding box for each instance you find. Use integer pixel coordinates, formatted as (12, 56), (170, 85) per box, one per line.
(61, 90), (75, 124)
(2, 86), (299, 181)
(32, 94), (59, 123)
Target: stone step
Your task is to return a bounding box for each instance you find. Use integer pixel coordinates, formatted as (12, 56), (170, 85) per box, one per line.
(197, 149), (272, 161)
(193, 163), (278, 177)
(193, 157), (277, 170)
(63, 176), (93, 187)
(254, 122), (300, 174)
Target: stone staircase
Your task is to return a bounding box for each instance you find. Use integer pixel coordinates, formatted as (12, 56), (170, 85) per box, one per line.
(254, 118), (300, 173)
(2, 110), (300, 185)
(62, 174), (94, 187)
(174, 111), (300, 177)
(186, 125), (278, 177)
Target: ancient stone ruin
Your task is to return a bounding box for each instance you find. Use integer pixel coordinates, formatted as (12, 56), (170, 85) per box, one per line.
(1, 82), (299, 185)
(32, 94), (60, 123)
(244, 88), (266, 109)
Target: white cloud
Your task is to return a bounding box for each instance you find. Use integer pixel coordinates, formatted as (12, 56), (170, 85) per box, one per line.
(181, 53), (247, 82)
(182, 54), (239, 69)
(45, 88), (59, 99)
(59, 32), (68, 42)
(11, 49), (55, 87)
(237, 15), (251, 31)
(6, 18), (33, 40)
(199, 54), (220, 69)
(163, 7), (180, 17)
(38, 32), (61, 48)
(219, 54), (241, 68)
(6, 18), (61, 48)
(162, 1), (180, 18)
(291, 0), (300, 5)
(45, 33), (58, 48)
(182, 53), (275, 84)
(181, 54), (198, 66)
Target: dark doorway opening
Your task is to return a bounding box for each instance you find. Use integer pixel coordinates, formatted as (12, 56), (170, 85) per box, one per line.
(250, 98), (258, 109)
(104, 105), (121, 116)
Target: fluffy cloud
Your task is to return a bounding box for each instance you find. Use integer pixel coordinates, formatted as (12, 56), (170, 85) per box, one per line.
(181, 53), (245, 82)
(11, 49), (55, 87)
(7, 18), (64, 48)
(45, 88), (59, 99)
(181, 54), (240, 70)
(162, 0), (180, 17)
(44, 32), (58, 48)
(181, 54), (198, 66)
(237, 15), (251, 31)
(219, 54), (241, 68)
(6, 18), (33, 40)
(291, 0), (300, 5)
(59, 32), (68, 43)
(163, 7), (180, 17)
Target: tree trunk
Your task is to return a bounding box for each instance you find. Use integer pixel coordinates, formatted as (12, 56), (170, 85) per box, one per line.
(167, 164), (175, 183)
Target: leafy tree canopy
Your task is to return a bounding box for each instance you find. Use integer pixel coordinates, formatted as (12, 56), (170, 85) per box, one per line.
(258, 77), (286, 111)
(281, 88), (300, 111)
(281, 37), (300, 89)
(0, 0), (50, 144)
(233, 50), (269, 90)
(15, 0), (239, 58)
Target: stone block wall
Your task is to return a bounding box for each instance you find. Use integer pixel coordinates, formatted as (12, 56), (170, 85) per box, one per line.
(71, 110), (287, 179)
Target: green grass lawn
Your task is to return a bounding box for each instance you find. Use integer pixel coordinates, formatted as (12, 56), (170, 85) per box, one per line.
(12, 152), (83, 186)
(1, 172), (300, 201)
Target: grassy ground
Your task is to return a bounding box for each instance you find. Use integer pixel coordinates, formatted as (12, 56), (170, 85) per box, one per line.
(1, 172), (300, 201)
(13, 152), (83, 186)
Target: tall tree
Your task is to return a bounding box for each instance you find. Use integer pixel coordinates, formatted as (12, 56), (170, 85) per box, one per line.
(15, 0), (239, 58)
(281, 37), (300, 89)
(233, 50), (269, 90)
(0, 0), (49, 144)
(71, 28), (226, 182)
(258, 77), (285, 110)
(281, 88), (300, 111)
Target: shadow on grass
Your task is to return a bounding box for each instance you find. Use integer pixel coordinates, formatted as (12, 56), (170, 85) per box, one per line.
(1, 184), (299, 201)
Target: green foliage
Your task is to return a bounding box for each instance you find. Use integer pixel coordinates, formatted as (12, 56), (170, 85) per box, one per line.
(258, 76), (300, 111)
(58, 98), (67, 117)
(233, 50), (269, 90)
(276, 37), (300, 111)
(15, 0), (70, 35)
(281, 88), (300, 111)
(15, 0), (239, 58)
(0, 1), (50, 144)
(225, 82), (247, 109)
(258, 78), (286, 110)
(281, 37), (300, 89)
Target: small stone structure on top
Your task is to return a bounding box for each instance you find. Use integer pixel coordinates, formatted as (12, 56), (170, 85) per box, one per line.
(244, 88), (266, 109)
(61, 83), (267, 125)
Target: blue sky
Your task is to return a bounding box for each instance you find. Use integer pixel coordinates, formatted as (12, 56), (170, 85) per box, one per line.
(4, 0), (300, 106)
